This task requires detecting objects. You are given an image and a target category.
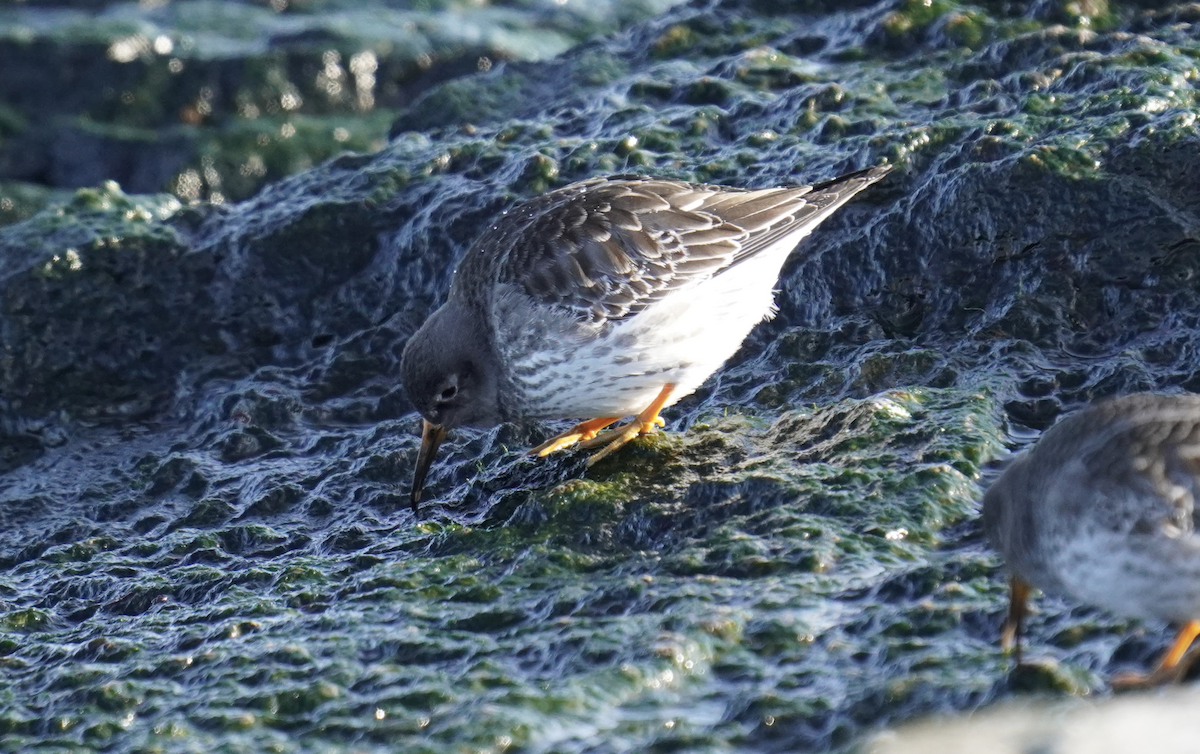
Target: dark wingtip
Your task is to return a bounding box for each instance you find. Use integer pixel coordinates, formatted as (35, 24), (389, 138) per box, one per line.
(810, 164), (893, 193)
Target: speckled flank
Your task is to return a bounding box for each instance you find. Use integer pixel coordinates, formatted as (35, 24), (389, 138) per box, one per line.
(482, 171), (889, 420)
(503, 234), (795, 418)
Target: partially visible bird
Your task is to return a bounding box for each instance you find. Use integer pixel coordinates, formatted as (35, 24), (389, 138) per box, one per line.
(401, 166), (892, 510)
(983, 393), (1200, 688)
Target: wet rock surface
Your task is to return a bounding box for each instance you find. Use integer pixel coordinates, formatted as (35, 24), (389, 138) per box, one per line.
(2, 0), (1200, 751)
(0, 0), (685, 218)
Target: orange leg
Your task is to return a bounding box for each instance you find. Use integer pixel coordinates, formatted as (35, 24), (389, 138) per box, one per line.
(530, 416), (620, 457)
(1000, 576), (1031, 664)
(579, 383), (675, 467)
(1158, 620), (1200, 669)
(1112, 619), (1200, 690)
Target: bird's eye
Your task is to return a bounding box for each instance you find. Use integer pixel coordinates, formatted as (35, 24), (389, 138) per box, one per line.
(437, 384), (458, 403)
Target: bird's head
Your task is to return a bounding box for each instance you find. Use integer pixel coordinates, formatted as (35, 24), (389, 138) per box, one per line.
(400, 303), (501, 510)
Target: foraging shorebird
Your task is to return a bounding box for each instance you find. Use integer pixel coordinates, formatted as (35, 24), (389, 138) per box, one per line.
(983, 393), (1200, 687)
(401, 166), (891, 510)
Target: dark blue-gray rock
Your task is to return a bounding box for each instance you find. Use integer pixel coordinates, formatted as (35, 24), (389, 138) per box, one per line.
(1, 0), (1199, 752)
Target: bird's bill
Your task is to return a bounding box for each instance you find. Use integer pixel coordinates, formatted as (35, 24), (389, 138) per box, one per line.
(411, 419), (448, 512)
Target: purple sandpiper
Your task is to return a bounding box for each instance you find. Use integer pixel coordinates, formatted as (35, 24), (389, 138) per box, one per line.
(401, 166), (891, 511)
(983, 393), (1200, 688)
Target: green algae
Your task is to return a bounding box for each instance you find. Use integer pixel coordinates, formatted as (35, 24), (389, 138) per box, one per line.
(0, 181), (60, 228)
(0, 0), (688, 204)
(1006, 658), (1096, 694)
(2, 608), (51, 633)
(4, 0), (1200, 752)
(6, 181), (182, 277)
(880, 0), (961, 38)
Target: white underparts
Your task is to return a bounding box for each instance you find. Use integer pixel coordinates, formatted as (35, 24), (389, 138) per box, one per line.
(499, 229), (814, 419)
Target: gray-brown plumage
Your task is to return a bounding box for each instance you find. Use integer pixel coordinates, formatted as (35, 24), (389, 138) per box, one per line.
(402, 166), (891, 510)
(453, 171), (886, 325)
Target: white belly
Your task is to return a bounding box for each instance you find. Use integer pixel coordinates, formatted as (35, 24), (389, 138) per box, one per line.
(1051, 526), (1200, 623)
(506, 236), (802, 419)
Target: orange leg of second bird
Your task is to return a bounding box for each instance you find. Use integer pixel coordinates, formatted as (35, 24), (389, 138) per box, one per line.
(1001, 577), (1200, 689)
(1000, 576), (1031, 665)
(1112, 619), (1200, 690)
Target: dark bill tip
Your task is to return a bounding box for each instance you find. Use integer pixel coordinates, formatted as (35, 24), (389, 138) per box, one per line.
(411, 419), (448, 513)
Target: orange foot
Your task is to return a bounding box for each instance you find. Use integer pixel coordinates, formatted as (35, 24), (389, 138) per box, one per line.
(578, 383), (675, 467)
(1112, 619), (1200, 690)
(530, 416), (619, 457)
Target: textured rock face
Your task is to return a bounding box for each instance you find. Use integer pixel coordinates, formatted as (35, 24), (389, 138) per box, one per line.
(1, 0), (1199, 752)
(0, 0), (686, 215)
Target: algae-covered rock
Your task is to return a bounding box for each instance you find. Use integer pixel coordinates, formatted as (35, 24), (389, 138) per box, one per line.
(2, 0), (1200, 752)
(0, 0), (686, 208)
